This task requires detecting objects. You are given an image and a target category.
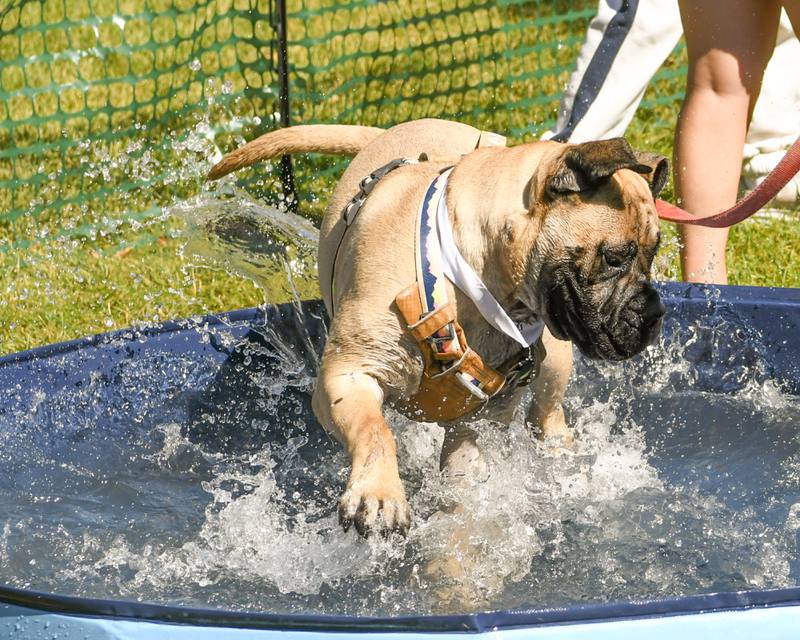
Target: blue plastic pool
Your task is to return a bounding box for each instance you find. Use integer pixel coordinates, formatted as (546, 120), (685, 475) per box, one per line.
(0, 282), (798, 639)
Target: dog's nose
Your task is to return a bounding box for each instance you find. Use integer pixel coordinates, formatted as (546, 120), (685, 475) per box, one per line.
(642, 286), (666, 327)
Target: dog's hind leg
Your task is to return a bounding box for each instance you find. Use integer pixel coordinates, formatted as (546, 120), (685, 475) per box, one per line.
(527, 329), (574, 447)
(439, 423), (488, 482)
(423, 423), (505, 610)
(312, 364), (410, 537)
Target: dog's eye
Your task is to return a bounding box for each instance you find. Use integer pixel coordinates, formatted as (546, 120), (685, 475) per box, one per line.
(600, 241), (637, 268)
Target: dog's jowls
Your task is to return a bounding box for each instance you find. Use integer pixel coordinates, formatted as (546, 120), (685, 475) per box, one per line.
(208, 119), (667, 543)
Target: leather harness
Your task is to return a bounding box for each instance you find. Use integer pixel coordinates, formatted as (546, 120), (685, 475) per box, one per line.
(331, 133), (545, 423)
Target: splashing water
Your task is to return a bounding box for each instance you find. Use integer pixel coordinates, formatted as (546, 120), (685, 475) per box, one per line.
(173, 187), (320, 303)
(0, 68), (308, 354)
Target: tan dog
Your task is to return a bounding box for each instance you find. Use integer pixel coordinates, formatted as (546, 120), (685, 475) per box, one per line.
(209, 118), (668, 539)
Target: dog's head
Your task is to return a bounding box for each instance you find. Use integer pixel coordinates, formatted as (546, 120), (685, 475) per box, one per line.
(515, 138), (668, 361)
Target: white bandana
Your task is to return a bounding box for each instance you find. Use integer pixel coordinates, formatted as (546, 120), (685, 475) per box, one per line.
(435, 169), (544, 348)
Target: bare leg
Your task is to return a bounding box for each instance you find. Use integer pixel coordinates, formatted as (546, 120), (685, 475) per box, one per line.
(312, 363), (410, 536)
(526, 329), (573, 446)
(676, 0), (781, 284)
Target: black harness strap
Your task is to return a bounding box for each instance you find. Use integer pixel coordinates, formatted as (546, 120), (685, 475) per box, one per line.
(329, 158), (416, 316)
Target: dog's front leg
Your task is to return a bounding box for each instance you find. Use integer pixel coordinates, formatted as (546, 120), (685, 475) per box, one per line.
(527, 330), (574, 447)
(312, 366), (410, 537)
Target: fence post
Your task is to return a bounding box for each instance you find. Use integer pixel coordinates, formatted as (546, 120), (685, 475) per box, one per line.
(275, 0), (298, 211)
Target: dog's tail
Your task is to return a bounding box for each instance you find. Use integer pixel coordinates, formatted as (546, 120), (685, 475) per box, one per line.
(207, 124), (385, 180)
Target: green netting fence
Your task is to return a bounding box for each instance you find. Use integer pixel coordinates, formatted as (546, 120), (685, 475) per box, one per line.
(0, 0), (686, 248)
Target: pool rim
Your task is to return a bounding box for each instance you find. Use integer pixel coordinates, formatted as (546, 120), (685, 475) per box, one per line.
(1, 582), (799, 633)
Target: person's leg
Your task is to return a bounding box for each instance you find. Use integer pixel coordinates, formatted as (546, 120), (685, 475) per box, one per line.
(743, 10), (800, 206)
(676, 0), (781, 284)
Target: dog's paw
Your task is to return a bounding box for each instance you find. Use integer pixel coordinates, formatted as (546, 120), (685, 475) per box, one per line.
(543, 429), (574, 451)
(537, 410), (574, 450)
(338, 476), (411, 538)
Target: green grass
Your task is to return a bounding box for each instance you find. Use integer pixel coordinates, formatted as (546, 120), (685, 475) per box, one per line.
(0, 230), (269, 355)
(656, 217), (800, 286)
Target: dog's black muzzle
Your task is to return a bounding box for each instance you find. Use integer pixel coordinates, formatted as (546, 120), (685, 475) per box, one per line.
(639, 284), (666, 346)
(545, 270), (665, 361)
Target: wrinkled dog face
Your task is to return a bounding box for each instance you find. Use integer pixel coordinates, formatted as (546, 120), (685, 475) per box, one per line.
(527, 139), (668, 361)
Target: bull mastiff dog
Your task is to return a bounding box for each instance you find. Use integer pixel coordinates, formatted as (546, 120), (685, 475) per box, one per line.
(208, 118), (668, 540)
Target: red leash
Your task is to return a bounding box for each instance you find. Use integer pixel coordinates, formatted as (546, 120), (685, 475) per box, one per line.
(655, 136), (800, 227)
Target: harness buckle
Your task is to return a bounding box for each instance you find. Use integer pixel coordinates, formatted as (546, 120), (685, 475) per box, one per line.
(426, 321), (457, 349)
(345, 158), (414, 226)
(429, 346), (471, 379)
(343, 197), (363, 226)
(360, 174), (378, 195)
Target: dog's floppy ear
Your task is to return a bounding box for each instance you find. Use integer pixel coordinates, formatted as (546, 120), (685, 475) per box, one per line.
(548, 138), (668, 198)
(631, 150), (670, 197)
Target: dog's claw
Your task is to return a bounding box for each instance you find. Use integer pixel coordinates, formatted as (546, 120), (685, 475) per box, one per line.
(394, 517), (410, 537)
(338, 495), (357, 532)
(339, 510), (352, 532)
(338, 490), (411, 538)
